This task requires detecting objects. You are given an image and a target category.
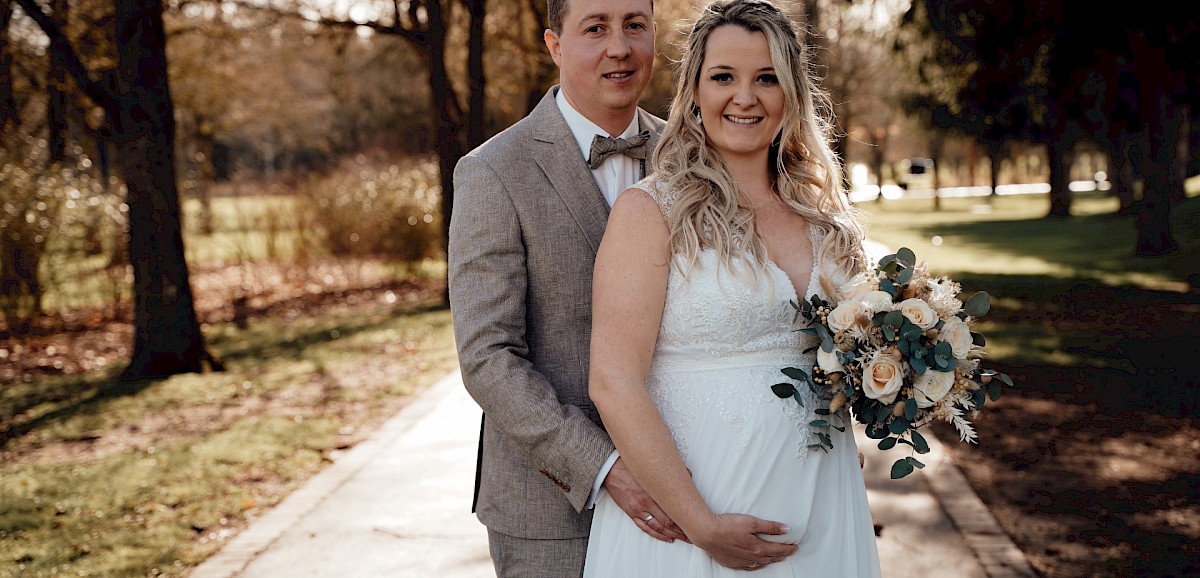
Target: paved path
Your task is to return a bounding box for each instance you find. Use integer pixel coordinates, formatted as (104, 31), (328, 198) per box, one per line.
(189, 369), (1037, 578)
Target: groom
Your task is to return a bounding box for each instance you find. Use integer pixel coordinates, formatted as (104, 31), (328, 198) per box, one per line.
(448, 0), (679, 575)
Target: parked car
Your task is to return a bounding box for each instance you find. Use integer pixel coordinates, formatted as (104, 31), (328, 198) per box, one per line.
(897, 157), (934, 190)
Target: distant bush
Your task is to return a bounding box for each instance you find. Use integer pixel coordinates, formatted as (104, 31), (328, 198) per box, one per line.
(299, 154), (442, 264)
(0, 141), (125, 329)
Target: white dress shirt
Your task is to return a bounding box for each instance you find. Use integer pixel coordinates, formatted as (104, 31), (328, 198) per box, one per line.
(555, 88), (637, 508)
(556, 88), (643, 207)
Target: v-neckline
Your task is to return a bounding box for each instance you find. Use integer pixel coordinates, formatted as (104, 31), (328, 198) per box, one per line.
(763, 228), (818, 303)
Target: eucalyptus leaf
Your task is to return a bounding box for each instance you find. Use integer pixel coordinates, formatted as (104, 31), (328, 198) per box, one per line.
(971, 331), (986, 347)
(878, 437), (897, 450)
(880, 278), (897, 297)
(972, 388), (987, 409)
(888, 418), (909, 435)
(904, 398), (918, 420)
(911, 430), (930, 453)
(883, 325), (896, 341)
(793, 392), (805, 407)
(781, 367), (809, 381)
(988, 381), (1002, 401)
(810, 419), (830, 428)
(771, 383), (797, 398)
(890, 458), (915, 479)
(865, 423), (888, 439)
(909, 456), (926, 469)
(896, 247), (916, 267)
(910, 355), (927, 375)
(999, 373), (1014, 387)
(884, 310), (905, 328)
(963, 291), (991, 317)
(896, 266), (914, 284)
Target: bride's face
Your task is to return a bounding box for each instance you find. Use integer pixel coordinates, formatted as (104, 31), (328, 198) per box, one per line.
(694, 25), (785, 165)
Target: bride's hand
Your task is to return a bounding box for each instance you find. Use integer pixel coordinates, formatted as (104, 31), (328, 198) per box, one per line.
(691, 513), (798, 571)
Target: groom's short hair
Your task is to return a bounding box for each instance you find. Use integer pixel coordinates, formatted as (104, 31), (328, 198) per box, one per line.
(547, 0), (654, 35)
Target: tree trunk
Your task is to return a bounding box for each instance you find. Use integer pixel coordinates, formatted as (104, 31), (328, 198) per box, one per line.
(465, 0), (485, 150)
(114, 0), (220, 379)
(46, 0), (68, 163)
(0, 0), (17, 132)
(1188, 102), (1200, 178)
(987, 144), (1003, 202)
(1045, 138), (1072, 217)
(1130, 34), (1179, 256)
(1112, 139), (1137, 215)
(425, 0), (466, 305)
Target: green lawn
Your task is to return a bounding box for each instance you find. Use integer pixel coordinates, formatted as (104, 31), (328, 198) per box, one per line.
(0, 300), (457, 577)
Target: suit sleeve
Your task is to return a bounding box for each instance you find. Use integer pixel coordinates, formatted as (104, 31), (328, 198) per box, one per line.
(448, 153), (615, 513)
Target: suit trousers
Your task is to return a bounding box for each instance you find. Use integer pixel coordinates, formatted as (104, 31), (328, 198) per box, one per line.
(487, 528), (588, 578)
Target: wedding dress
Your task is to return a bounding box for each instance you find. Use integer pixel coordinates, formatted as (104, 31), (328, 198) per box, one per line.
(582, 182), (882, 577)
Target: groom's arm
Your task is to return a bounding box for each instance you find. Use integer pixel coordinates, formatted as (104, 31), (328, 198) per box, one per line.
(449, 152), (614, 513)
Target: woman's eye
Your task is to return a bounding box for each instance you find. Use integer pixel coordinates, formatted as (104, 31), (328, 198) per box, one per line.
(711, 73), (734, 83)
(758, 74), (779, 84)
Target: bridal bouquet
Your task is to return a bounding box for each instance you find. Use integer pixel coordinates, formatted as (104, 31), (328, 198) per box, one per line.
(772, 247), (1013, 479)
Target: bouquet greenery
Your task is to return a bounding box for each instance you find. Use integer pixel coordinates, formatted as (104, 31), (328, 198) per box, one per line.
(772, 247), (1014, 479)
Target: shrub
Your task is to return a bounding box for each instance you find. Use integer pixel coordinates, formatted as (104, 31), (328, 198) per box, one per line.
(299, 154), (442, 264)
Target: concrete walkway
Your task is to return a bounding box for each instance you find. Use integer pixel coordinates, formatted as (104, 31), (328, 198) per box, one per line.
(189, 369), (1037, 578)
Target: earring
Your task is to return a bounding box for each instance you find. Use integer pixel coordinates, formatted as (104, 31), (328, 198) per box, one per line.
(692, 104), (702, 125)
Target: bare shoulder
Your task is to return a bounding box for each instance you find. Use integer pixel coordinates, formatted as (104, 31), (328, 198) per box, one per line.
(609, 186), (669, 234)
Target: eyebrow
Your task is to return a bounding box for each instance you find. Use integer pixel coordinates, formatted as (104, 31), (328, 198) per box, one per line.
(705, 65), (777, 72)
(577, 11), (651, 25)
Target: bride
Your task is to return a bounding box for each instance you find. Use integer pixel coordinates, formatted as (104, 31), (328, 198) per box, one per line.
(584, 0), (882, 575)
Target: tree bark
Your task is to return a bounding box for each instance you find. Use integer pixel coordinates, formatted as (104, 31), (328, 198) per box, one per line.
(1131, 32), (1179, 256)
(112, 0), (218, 378)
(0, 0), (17, 132)
(46, 0), (68, 163)
(1045, 138), (1072, 217)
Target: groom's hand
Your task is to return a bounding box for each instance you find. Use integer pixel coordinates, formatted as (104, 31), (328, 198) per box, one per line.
(603, 458), (690, 543)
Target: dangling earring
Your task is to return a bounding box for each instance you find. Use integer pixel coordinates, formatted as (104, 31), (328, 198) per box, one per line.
(692, 104), (702, 125)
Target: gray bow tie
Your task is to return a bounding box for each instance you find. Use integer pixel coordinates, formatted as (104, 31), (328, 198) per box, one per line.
(588, 131), (651, 170)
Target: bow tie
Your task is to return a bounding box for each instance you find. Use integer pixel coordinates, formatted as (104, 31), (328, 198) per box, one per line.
(588, 130), (651, 170)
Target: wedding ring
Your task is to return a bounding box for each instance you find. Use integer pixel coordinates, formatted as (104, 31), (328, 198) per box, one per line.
(748, 561), (759, 569)
(643, 514), (654, 523)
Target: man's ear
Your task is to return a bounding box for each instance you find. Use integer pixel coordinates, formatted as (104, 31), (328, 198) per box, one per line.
(544, 29), (563, 68)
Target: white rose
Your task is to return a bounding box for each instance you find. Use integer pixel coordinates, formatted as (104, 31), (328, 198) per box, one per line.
(817, 347), (845, 374)
(861, 349), (905, 404)
(826, 301), (866, 334)
(898, 298), (939, 330)
(837, 272), (874, 302)
(861, 290), (894, 314)
(913, 369), (955, 408)
(937, 316), (974, 359)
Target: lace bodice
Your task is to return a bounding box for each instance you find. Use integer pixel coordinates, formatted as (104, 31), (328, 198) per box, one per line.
(630, 180), (827, 459)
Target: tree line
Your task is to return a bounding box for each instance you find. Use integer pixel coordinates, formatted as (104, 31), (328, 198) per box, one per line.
(1, 0), (1192, 380)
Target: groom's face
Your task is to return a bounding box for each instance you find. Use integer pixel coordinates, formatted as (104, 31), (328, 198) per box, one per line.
(545, 0), (656, 134)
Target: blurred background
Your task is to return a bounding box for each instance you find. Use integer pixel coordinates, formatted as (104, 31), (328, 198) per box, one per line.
(0, 0), (1197, 577)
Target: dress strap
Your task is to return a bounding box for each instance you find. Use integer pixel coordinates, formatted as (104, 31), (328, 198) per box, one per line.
(629, 178), (672, 220)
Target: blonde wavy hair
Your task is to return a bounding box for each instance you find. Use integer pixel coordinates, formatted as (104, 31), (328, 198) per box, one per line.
(652, 0), (866, 297)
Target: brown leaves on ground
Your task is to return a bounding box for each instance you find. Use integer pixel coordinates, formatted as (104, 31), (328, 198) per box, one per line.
(935, 283), (1200, 578)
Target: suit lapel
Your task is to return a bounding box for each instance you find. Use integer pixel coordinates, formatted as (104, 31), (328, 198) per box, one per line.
(530, 89), (611, 254)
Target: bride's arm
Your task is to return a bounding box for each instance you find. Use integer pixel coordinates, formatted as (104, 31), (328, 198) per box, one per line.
(589, 188), (798, 570)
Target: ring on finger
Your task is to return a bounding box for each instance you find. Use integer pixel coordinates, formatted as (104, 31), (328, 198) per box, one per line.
(748, 561), (759, 569)
(643, 514), (654, 523)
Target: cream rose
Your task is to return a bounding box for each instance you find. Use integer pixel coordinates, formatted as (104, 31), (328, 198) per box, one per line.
(937, 316), (974, 359)
(898, 298), (939, 330)
(861, 349), (905, 404)
(861, 290), (894, 314)
(837, 272), (875, 303)
(826, 301), (866, 334)
(817, 347), (845, 374)
(913, 369), (955, 408)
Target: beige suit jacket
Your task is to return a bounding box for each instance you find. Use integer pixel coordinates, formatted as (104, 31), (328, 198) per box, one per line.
(448, 87), (666, 539)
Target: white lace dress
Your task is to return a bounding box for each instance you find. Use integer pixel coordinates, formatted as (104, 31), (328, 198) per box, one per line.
(583, 182), (882, 577)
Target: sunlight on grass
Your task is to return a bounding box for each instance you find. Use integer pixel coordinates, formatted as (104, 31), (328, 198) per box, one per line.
(860, 191), (1198, 291)
(0, 305), (457, 577)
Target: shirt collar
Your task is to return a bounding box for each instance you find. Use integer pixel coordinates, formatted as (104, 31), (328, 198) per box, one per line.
(555, 87), (641, 163)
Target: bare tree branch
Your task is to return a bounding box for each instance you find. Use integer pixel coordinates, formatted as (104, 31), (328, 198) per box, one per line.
(11, 0), (116, 113)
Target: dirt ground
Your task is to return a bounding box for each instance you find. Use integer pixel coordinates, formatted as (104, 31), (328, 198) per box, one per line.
(931, 282), (1200, 578)
(3, 267), (1198, 578)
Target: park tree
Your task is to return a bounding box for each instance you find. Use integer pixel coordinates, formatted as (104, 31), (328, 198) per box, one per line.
(15, 0), (221, 378)
(898, 0), (1194, 256)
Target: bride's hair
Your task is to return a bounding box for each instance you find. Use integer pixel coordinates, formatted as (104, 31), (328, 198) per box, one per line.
(652, 0), (866, 296)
